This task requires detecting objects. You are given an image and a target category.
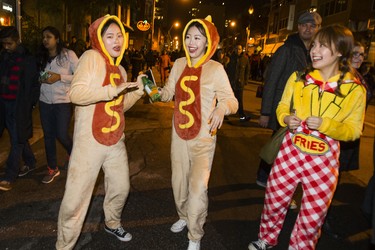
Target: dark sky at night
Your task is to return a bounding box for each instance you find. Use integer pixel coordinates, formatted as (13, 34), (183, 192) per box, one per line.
(168, 0), (259, 27)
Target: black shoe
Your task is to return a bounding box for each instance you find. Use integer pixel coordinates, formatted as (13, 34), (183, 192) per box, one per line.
(240, 115), (251, 122)
(18, 165), (36, 177)
(104, 225), (132, 242)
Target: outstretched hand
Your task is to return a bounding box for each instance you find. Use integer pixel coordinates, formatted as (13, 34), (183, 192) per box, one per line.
(117, 81), (140, 95)
(208, 107), (225, 136)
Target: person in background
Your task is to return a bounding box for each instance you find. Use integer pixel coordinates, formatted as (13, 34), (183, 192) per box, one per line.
(130, 49), (144, 81)
(256, 11), (322, 189)
(339, 41), (373, 172)
(0, 26), (40, 191)
(213, 48), (230, 69)
(226, 44), (250, 121)
(37, 26), (79, 184)
(160, 16), (238, 250)
(69, 36), (86, 58)
(159, 50), (171, 86)
(249, 24), (366, 250)
(56, 15), (144, 249)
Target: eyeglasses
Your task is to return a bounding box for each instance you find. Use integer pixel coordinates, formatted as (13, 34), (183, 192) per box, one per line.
(352, 52), (365, 57)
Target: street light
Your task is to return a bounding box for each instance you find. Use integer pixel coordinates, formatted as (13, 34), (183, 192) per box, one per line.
(168, 22), (180, 50)
(247, 5), (254, 50)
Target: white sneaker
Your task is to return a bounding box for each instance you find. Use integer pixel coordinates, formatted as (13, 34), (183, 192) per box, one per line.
(170, 219), (187, 233)
(187, 240), (200, 250)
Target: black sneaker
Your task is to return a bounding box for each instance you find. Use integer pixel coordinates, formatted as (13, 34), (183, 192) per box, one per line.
(248, 239), (272, 250)
(18, 165), (36, 177)
(104, 225), (132, 242)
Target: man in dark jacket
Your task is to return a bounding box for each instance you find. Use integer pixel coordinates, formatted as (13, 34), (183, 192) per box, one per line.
(256, 11), (322, 187)
(226, 44), (250, 121)
(0, 26), (40, 191)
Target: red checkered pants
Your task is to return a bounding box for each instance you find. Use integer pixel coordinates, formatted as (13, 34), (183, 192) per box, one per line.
(258, 129), (339, 250)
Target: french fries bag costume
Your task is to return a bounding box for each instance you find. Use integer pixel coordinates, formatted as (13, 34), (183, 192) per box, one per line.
(160, 16), (238, 241)
(56, 15), (143, 250)
(258, 70), (366, 249)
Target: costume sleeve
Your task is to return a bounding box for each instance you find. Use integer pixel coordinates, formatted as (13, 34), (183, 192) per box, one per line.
(214, 64), (238, 115)
(319, 85), (366, 141)
(261, 46), (288, 116)
(276, 72), (297, 127)
(160, 59), (181, 102)
(60, 50), (79, 84)
(69, 50), (118, 105)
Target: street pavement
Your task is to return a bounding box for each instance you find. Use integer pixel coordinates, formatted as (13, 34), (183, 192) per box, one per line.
(0, 67), (374, 250)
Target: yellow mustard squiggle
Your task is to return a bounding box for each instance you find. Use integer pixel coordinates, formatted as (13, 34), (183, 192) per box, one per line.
(178, 75), (198, 129)
(102, 73), (123, 133)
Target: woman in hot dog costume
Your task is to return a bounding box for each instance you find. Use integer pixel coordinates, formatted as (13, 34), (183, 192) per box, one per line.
(56, 15), (144, 249)
(249, 25), (366, 250)
(160, 16), (238, 250)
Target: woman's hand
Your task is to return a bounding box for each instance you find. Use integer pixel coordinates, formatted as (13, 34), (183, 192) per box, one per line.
(208, 107), (225, 136)
(259, 115), (270, 128)
(284, 113), (301, 130)
(117, 81), (140, 95)
(41, 71), (60, 84)
(306, 116), (322, 130)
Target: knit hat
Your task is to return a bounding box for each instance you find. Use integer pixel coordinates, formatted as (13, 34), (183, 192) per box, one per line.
(298, 11), (322, 25)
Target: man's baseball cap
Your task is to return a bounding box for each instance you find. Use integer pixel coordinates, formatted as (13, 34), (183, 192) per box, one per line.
(298, 11), (322, 26)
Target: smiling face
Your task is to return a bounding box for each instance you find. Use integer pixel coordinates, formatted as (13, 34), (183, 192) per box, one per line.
(310, 38), (341, 78)
(185, 25), (207, 65)
(102, 23), (124, 59)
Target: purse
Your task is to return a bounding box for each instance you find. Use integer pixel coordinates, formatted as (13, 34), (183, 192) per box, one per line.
(259, 126), (288, 164)
(256, 84), (264, 98)
(259, 95), (294, 164)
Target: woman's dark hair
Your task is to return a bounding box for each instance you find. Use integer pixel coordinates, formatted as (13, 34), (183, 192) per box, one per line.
(101, 19), (121, 37)
(302, 24), (354, 96)
(37, 26), (66, 71)
(0, 26), (19, 41)
(185, 21), (207, 39)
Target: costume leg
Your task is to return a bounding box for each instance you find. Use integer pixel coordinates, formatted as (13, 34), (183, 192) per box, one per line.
(186, 139), (215, 241)
(289, 156), (339, 249)
(258, 133), (300, 246)
(56, 141), (105, 250)
(171, 133), (190, 221)
(102, 137), (130, 228)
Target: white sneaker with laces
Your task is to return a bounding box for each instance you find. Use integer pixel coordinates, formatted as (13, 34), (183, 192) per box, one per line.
(170, 219), (187, 233)
(187, 240), (200, 250)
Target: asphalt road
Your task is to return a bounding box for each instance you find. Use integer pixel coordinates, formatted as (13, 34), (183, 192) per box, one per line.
(0, 68), (374, 250)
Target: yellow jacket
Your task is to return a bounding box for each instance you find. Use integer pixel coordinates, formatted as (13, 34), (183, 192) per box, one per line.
(277, 70), (366, 141)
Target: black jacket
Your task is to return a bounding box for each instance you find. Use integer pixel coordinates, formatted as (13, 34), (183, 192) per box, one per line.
(0, 45), (40, 142)
(260, 33), (310, 131)
(226, 52), (250, 90)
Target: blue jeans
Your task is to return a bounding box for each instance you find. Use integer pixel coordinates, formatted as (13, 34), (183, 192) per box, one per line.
(1, 99), (36, 182)
(39, 101), (73, 170)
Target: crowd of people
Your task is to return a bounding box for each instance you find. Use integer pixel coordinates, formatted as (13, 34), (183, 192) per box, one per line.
(0, 10), (374, 250)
